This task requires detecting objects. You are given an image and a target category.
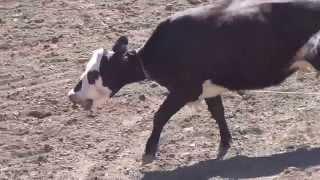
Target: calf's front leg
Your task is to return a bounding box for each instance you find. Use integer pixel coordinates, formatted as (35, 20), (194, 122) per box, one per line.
(142, 92), (191, 164)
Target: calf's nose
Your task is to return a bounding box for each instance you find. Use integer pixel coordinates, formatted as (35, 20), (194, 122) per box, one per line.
(68, 93), (78, 103)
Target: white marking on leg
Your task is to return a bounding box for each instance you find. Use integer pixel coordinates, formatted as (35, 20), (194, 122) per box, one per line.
(200, 80), (226, 99)
(187, 80), (227, 111)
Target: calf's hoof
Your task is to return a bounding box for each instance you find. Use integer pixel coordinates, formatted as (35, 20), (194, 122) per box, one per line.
(216, 142), (231, 160)
(142, 154), (156, 165)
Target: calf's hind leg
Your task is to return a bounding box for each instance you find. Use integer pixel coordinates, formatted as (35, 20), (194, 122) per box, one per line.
(205, 95), (232, 160)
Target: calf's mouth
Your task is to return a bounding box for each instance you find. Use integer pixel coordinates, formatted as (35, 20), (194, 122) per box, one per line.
(70, 97), (93, 110)
(80, 99), (93, 110)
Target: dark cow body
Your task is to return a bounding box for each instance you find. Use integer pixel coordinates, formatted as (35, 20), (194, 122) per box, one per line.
(69, 0), (320, 163)
(140, 1), (320, 91)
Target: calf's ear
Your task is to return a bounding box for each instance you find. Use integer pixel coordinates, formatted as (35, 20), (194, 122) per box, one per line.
(112, 36), (128, 55)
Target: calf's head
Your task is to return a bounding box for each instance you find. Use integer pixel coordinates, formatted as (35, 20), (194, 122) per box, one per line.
(68, 36), (143, 110)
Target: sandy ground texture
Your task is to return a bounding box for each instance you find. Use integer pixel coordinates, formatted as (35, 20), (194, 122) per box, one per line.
(1, 0), (320, 179)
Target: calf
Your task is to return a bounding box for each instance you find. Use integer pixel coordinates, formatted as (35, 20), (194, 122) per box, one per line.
(68, 0), (320, 163)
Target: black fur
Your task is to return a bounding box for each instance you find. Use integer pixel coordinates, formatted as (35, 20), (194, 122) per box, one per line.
(139, 2), (320, 91)
(99, 51), (144, 96)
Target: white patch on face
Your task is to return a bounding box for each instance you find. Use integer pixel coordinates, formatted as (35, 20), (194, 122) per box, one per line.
(69, 48), (115, 108)
(79, 75), (111, 108)
(81, 48), (105, 79)
(199, 80), (227, 99)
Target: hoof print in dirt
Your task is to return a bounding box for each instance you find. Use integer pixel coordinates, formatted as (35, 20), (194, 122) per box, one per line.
(216, 143), (231, 160)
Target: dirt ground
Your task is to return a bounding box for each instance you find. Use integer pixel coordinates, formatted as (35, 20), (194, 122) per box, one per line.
(1, 0), (320, 179)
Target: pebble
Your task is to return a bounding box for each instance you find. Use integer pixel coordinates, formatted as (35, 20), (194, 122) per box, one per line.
(165, 4), (174, 11)
(150, 83), (158, 88)
(183, 127), (194, 133)
(43, 44), (50, 49)
(33, 19), (44, 23)
(0, 42), (9, 50)
(187, 0), (202, 5)
(138, 95), (146, 101)
(51, 37), (59, 44)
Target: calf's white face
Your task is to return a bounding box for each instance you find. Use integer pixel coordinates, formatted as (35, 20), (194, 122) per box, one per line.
(68, 48), (113, 109)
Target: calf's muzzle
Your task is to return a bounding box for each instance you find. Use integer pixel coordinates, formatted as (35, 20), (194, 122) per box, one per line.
(68, 93), (93, 110)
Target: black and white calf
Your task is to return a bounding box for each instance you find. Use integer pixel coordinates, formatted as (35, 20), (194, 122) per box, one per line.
(68, 0), (320, 163)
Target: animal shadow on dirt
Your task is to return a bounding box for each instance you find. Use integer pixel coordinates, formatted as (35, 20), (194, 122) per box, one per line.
(142, 147), (320, 180)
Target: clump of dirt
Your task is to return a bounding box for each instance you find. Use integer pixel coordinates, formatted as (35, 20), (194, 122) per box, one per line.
(27, 110), (52, 119)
